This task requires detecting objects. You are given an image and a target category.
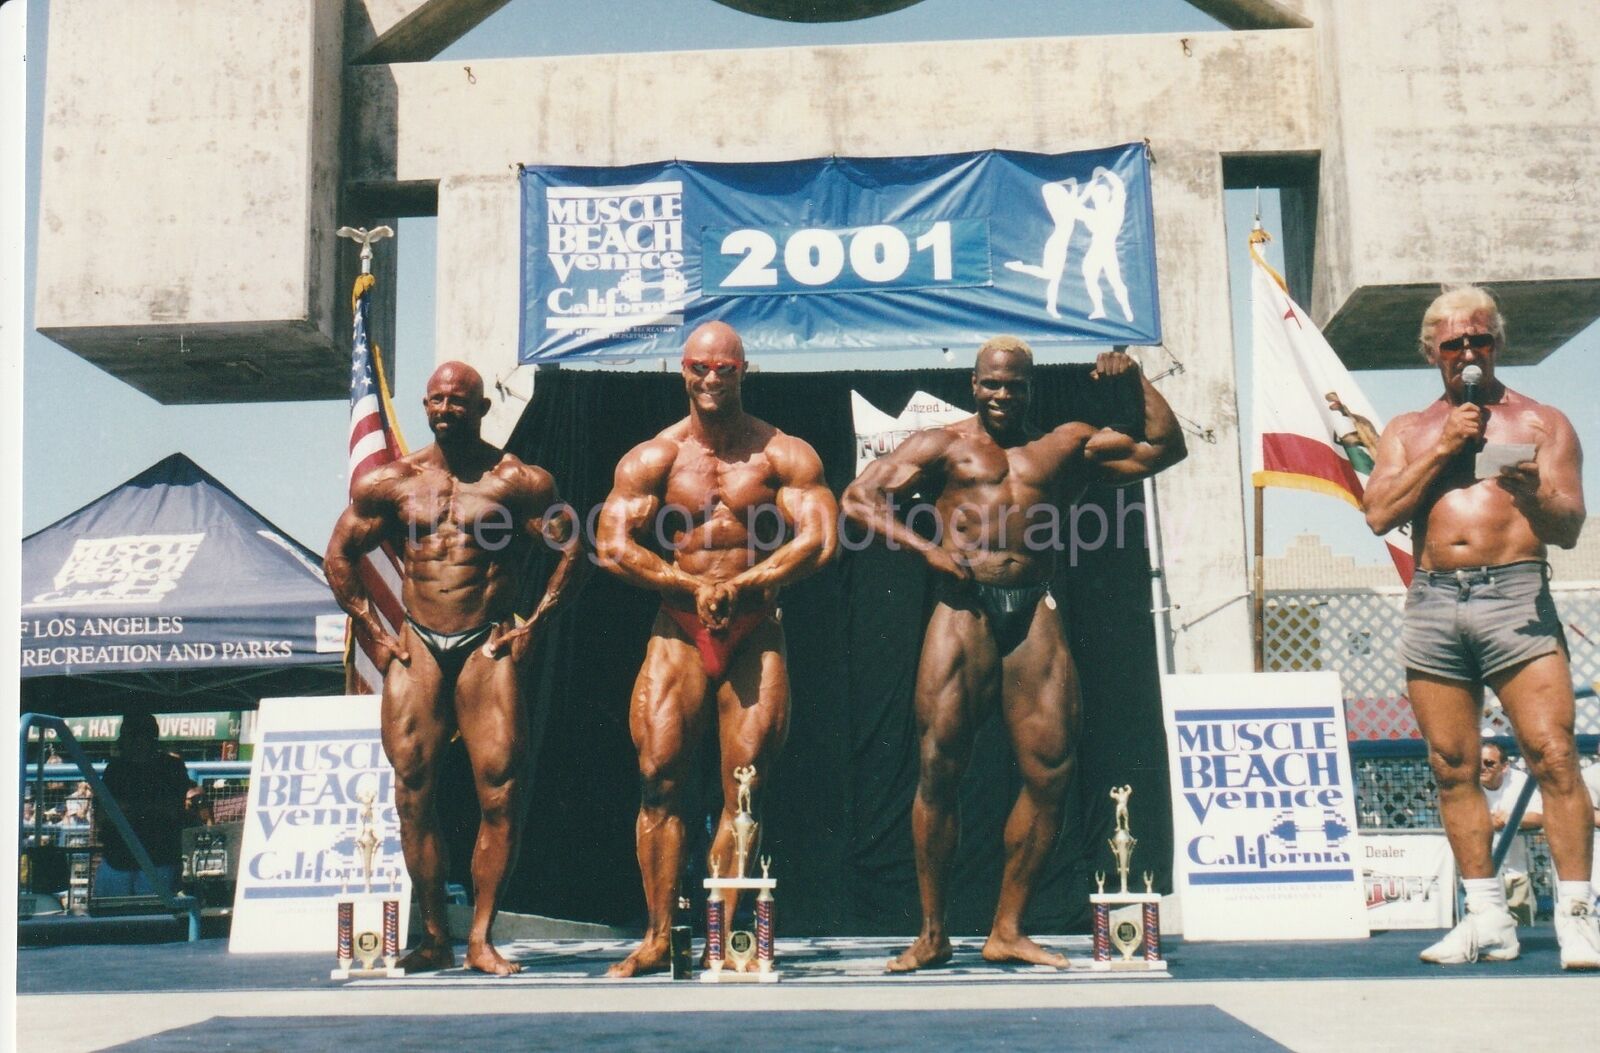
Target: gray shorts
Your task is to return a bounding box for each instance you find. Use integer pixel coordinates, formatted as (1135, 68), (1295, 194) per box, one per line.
(1401, 560), (1567, 682)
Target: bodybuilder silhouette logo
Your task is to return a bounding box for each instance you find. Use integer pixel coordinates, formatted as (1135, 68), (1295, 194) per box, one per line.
(1005, 166), (1134, 323)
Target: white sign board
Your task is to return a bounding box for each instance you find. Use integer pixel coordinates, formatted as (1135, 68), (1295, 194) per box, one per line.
(229, 695), (410, 953)
(1360, 830), (1455, 930)
(1162, 672), (1369, 941)
(851, 389), (968, 478)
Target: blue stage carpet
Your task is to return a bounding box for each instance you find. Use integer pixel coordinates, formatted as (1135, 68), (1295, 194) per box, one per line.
(99, 1007), (1286, 1053)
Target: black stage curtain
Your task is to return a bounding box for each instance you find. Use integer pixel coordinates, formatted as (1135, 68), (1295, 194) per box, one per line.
(470, 365), (1171, 936)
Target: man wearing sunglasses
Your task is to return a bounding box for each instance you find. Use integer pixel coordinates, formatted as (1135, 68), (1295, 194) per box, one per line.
(1365, 286), (1596, 969)
(596, 320), (838, 977)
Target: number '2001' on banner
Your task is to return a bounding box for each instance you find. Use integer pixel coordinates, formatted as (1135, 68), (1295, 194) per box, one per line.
(518, 145), (1161, 363)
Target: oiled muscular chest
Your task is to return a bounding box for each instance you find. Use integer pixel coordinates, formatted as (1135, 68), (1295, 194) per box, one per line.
(394, 472), (518, 548)
(664, 449), (778, 521)
(944, 436), (1070, 505)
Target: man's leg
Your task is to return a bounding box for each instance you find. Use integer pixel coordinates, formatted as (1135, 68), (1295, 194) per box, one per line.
(1491, 653), (1592, 880)
(707, 619), (791, 927)
(381, 630), (455, 971)
(887, 601), (997, 973)
(983, 598), (1076, 967)
(452, 641), (529, 976)
(1409, 671), (1493, 878)
(1410, 669), (1519, 963)
(1491, 651), (1600, 968)
(608, 618), (709, 978)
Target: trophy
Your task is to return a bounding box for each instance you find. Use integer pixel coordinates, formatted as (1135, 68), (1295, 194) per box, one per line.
(331, 785), (405, 980)
(1089, 785), (1166, 972)
(701, 765), (779, 983)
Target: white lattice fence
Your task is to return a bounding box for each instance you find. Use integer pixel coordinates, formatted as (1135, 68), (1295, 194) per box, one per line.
(1266, 584), (1600, 739)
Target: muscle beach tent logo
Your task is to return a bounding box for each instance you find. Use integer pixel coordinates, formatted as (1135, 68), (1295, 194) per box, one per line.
(520, 144), (1160, 362)
(28, 533), (204, 607)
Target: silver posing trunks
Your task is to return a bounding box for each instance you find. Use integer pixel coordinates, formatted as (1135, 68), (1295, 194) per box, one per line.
(1400, 559), (1567, 682)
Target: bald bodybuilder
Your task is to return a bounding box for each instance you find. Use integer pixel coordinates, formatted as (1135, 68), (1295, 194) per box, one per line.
(327, 361), (583, 975)
(596, 322), (838, 977)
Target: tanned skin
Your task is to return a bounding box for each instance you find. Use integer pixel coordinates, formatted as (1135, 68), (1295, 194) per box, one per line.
(841, 343), (1185, 972)
(326, 361), (583, 975)
(595, 321), (838, 978)
(1364, 306), (1589, 888)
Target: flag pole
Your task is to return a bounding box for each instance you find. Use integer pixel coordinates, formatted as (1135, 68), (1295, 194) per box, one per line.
(1253, 485), (1266, 672)
(336, 225), (395, 695)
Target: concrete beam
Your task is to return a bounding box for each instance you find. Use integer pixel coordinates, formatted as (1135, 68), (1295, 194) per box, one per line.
(34, 0), (349, 403)
(1307, 0), (1600, 364)
(345, 0), (511, 65)
(347, 30), (1320, 182)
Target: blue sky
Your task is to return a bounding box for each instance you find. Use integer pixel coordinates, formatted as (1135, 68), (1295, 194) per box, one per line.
(21, 0), (1600, 564)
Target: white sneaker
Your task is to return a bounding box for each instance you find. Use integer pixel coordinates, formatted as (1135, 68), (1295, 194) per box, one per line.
(1419, 906), (1520, 964)
(1554, 898), (1600, 971)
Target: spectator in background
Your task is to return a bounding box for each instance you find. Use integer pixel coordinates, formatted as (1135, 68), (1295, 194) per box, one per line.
(94, 713), (189, 897)
(61, 781), (93, 825)
(1479, 742), (1540, 925)
(183, 783), (214, 827)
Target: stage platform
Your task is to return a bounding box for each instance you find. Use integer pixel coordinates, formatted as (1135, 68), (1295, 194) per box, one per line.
(17, 931), (1597, 1051)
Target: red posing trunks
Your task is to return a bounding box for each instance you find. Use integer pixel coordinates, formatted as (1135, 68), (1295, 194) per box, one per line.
(663, 605), (773, 681)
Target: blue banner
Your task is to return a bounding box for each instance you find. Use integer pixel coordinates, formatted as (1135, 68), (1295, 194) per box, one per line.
(519, 144), (1160, 362)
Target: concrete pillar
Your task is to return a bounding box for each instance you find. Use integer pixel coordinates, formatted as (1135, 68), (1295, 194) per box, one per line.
(34, 0), (349, 402)
(435, 173), (525, 445)
(1308, 0), (1600, 365)
(1145, 148), (1253, 673)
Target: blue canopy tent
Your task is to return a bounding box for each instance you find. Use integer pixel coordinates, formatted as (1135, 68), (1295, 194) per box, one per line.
(20, 454), (346, 714)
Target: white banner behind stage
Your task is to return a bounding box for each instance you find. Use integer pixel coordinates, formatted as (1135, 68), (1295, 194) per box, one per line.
(229, 695), (410, 954)
(1360, 830), (1455, 930)
(1162, 672), (1369, 941)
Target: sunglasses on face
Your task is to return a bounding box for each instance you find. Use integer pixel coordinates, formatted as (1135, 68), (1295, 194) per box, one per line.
(685, 361), (740, 377)
(1438, 332), (1495, 354)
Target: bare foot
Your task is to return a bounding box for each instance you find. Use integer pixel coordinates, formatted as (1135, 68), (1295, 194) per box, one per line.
(981, 932), (1069, 968)
(465, 940), (522, 976)
(396, 938), (456, 973)
(606, 935), (671, 978)
(885, 933), (953, 973)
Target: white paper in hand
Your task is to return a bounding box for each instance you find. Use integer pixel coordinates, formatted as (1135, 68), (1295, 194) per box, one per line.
(1474, 442), (1536, 480)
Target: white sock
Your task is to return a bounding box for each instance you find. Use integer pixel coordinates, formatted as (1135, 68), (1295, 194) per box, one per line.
(1556, 880), (1592, 908)
(1463, 877), (1506, 914)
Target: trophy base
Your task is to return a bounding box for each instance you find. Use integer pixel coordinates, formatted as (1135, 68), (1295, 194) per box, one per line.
(1086, 959), (1167, 973)
(330, 965), (406, 980)
(698, 968), (780, 983)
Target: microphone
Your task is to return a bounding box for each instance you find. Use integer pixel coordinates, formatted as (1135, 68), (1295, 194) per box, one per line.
(1461, 364), (1485, 452)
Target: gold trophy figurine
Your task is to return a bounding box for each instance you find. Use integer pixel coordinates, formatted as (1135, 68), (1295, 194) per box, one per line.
(354, 788), (380, 894)
(731, 765), (757, 879)
(1089, 784), (1166, 972)
(1107, 784), (1136, 894)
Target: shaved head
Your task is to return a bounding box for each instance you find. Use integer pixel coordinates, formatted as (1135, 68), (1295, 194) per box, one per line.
(427, 360), (486, 400)
(683, 321), (746, 365)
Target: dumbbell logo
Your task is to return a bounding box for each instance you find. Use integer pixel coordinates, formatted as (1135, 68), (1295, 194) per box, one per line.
(616, 268), (689, 304)
(1267, 809), (1351, 851)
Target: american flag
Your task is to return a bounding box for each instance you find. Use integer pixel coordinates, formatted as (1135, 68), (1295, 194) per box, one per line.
(346, 272), (408, 693)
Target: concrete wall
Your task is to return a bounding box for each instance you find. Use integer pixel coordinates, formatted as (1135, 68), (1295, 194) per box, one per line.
(34, 0), (348, 403)
(1307, 0), (1600, 366)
